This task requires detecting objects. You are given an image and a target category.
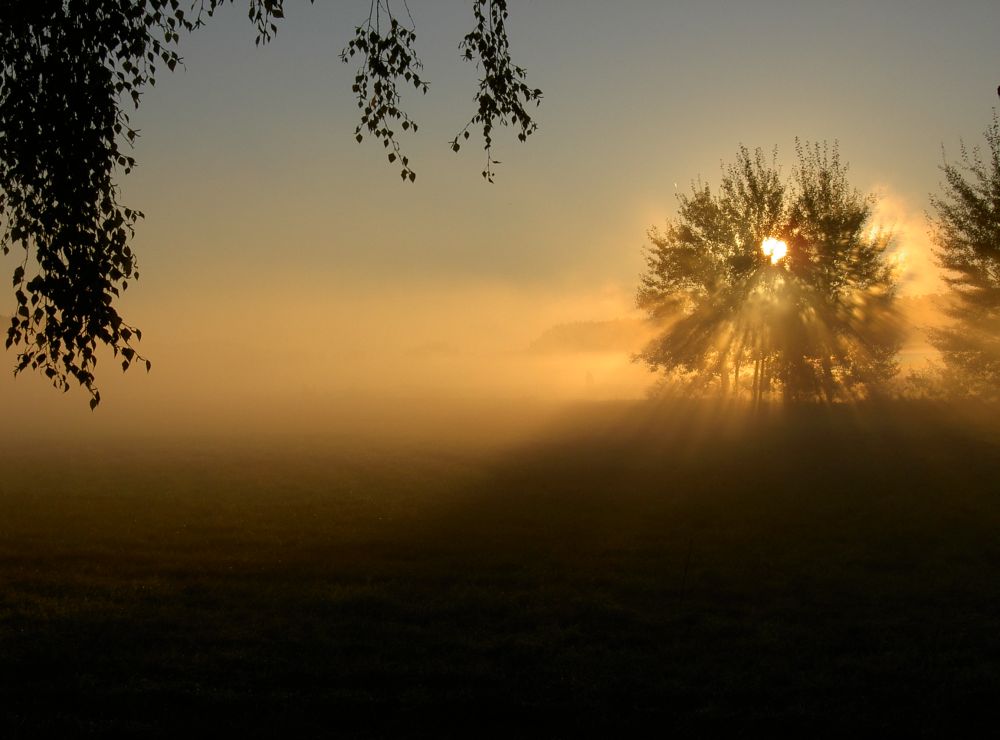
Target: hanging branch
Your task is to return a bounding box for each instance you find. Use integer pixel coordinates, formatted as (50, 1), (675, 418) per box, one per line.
(450, 0), (543, 182)
(341, 0), (427, 182)
(1, 1), (542, 406)
(0, 1), (193, 407)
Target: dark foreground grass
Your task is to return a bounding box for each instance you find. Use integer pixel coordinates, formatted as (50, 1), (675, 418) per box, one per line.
(2, 400), (1000, 736)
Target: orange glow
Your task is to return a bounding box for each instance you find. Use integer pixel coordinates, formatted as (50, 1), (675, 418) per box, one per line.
(761, 237), (788, 265)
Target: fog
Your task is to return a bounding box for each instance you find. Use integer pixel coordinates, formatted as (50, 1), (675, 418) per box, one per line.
(0, 275), (661, 446)
(0, 187), (950, 448)
(2, 188), (959, 471)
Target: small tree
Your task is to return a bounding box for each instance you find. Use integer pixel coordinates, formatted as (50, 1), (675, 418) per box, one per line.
(928, 111), (1000, 399)
(637, 143), (900, 403)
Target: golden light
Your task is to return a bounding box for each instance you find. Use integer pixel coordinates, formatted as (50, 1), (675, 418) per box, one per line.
(761, 237), (788, 265)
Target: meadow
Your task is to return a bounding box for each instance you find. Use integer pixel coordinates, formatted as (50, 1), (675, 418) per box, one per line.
(2, 400), (1000, 736)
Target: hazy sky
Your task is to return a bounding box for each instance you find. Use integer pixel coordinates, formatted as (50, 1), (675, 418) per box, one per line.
(3, 0), (999, 429)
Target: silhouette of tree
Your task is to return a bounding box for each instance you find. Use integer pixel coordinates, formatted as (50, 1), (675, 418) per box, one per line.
(637, 143), (901, 403)
(1, 0), (541, 406)
(928, 112), (1000, 399)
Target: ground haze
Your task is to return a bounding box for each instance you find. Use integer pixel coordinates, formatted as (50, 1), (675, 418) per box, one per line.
(3, 399), (999, 735)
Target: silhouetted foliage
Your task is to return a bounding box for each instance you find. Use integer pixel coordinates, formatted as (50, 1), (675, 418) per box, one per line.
(448, 0), (542, 183)
(637, 144), (901, 403)
(0, 1), (541, 405)
(928, 112), (1000, 399)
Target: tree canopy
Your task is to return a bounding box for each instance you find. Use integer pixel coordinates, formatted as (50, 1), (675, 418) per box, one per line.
(0, 0), (541, 406)
(637, 144), (901, 403)
(928, 111), (1000, 399)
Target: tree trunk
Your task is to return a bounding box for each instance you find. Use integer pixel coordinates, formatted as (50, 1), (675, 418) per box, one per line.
(760, 355), (769, 406)
(821, 356), (835, 403)
(752, 356), (761, 406)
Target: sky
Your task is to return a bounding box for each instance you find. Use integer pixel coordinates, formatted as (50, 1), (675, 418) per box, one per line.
(3, 0), (999, 433)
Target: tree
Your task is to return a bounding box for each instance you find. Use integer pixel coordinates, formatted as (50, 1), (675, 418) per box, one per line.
(0, 0), (541, 407)
(927, 111), (1000, 399)
(636, 143), (901, 403)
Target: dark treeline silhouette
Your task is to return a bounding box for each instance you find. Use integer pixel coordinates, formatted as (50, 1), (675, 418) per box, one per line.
(636, 143), (901, 403)
(0, 1), (539, 406)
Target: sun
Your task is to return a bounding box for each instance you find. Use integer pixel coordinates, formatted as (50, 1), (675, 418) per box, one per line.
(761, 237), (788, 265)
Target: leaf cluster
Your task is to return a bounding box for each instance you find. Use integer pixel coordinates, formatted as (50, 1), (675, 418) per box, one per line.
(340, 2), (426, 183)
(449, 0), (543, 183)
(0, 1), (193, 405)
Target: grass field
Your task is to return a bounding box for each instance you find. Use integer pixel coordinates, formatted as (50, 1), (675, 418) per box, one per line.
(3, 400), (1000, 736)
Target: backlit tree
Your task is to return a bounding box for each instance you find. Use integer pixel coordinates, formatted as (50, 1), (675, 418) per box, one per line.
(637, 143), (901, 403)
(928, 112), (1000, 399)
